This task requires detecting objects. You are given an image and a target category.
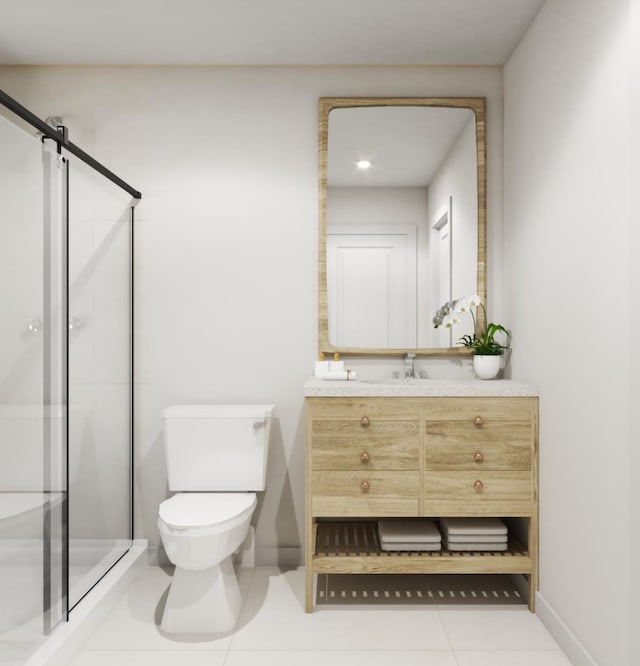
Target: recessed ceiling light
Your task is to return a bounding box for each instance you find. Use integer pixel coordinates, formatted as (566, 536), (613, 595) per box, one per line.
(356, 160), (371, 170)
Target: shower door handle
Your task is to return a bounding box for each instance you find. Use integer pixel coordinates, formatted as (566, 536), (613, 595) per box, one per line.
(27, 318), (42, 332)
(69, 317), (84, 331)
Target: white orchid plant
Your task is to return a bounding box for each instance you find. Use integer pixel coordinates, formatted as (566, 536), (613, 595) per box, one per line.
(433, 294), (511, 356)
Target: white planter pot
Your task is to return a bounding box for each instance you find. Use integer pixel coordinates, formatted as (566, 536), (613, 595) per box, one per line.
(473, 354), (502, 380)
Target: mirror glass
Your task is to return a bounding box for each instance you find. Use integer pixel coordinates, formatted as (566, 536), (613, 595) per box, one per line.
(319, 97), (486, 356)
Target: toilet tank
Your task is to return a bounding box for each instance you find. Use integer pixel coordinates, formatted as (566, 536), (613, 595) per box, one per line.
(162, 404), (274, 491)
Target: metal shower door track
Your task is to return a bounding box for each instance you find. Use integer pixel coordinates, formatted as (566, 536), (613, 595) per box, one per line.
(0, 88), (142, 201)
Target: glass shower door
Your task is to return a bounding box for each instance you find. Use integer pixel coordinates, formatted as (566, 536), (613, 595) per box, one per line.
(66, 157), (133, 608)
(0, 114), (67, 663)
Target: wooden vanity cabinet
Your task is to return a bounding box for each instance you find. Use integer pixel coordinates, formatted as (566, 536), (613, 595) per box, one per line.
(305, 395), (539, 612)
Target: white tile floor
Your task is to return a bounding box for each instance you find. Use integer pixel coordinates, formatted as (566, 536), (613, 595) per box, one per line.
(69, 567), (573, 666)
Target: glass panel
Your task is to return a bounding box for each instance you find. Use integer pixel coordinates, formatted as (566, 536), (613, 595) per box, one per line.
(0, 114), (67, 662)
(66, 156), (132, 608)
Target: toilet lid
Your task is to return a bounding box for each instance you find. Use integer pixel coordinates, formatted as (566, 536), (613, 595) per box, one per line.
(159, 492), (256, 529)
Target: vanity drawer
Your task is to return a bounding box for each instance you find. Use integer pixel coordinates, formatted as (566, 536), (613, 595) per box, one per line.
(424, 471), (533, 516)
(424, 397), (535, 423)
(425, 421), (532, 471)
(307, 398), (420, 420)
(311, 470), (420, 517)
(311, 420), (419, 471)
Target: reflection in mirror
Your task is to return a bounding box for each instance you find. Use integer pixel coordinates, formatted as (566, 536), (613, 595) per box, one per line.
(319, 98), (486, 356)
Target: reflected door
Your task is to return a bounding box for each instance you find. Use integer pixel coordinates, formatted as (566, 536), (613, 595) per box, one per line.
(431, 200), (453, 347)
(327, 225), (417, 347)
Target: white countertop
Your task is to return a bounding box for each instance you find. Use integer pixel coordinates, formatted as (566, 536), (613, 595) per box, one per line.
(304, 377), (538, 397)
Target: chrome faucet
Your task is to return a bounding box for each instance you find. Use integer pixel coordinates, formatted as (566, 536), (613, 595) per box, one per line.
(404, 353), (416, 378)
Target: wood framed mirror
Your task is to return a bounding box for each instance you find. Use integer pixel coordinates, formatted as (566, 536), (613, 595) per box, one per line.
(318, 97), (486, 356)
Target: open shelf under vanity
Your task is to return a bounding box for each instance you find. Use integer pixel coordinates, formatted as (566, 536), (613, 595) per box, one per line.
(312, 520), (533, 575)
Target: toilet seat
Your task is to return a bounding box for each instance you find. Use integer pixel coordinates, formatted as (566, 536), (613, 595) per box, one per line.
(158, 492), (256, 532)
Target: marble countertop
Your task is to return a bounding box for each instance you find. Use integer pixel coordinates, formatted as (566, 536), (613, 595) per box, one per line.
(304, 377), (538, 397)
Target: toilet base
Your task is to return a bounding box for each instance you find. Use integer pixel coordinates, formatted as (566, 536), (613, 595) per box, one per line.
(161, 556), (241, 635)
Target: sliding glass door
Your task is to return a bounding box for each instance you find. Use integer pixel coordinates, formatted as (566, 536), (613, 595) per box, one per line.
(0, 113), (67, 664)
(66, 157), (133, 609)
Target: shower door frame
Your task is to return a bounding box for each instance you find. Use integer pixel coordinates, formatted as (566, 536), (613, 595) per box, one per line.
(42, 138), (69, 633)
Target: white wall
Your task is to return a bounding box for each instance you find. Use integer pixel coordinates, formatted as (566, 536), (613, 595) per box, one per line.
(427, 116), (478, 302)
(631, 2), (640, 665)
(426, 117), (478, 349)
(0, 65), (503, 563)
(327, 187), (427, 228)
(504, 0), (631, 663)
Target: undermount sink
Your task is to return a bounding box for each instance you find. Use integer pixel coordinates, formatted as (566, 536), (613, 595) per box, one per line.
(360, 377), (430, 385)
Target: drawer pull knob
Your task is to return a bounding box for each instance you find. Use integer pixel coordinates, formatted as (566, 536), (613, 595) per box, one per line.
(474, 416), (484, 426)
(360, 451), (370, 463)
(473, 451), (484, 463)
(360, 480), (370, 492)
(474, 480), (484, 492)
(360, 416), (370, 427)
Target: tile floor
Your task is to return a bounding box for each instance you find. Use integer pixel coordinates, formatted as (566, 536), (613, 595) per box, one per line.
(69, 567), (573, 665)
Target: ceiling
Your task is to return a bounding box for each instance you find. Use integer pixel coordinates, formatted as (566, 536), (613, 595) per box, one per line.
(0, 0), (545, 66)
(328, 106), (475, 187)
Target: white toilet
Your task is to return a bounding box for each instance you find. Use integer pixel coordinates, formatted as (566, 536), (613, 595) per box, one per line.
(157, 404), (274, 635)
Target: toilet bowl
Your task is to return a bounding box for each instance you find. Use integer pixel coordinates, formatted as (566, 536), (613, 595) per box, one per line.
(158, 492), (257, 634)
(158, 493), (256, 570)
(157, 404), (274, 635)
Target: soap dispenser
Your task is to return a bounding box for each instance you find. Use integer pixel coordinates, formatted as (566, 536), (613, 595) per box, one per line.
(314, 352), (329, 378)
(329, 352), (344, 373)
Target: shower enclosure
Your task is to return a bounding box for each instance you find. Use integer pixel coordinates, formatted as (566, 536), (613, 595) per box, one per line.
(0, 89), (141, 665)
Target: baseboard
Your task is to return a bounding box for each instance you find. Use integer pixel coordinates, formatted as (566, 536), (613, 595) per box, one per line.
(255, 546), (302, 568)
(24, 540), (148, 666)
(535, 592), (598, 666)
(145, 544), (167, 567)
(147, 543), (303, 569)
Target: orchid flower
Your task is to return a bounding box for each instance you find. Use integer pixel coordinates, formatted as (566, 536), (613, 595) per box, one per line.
(442, 313), (461, 329)
(433, 294), (510, 356)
